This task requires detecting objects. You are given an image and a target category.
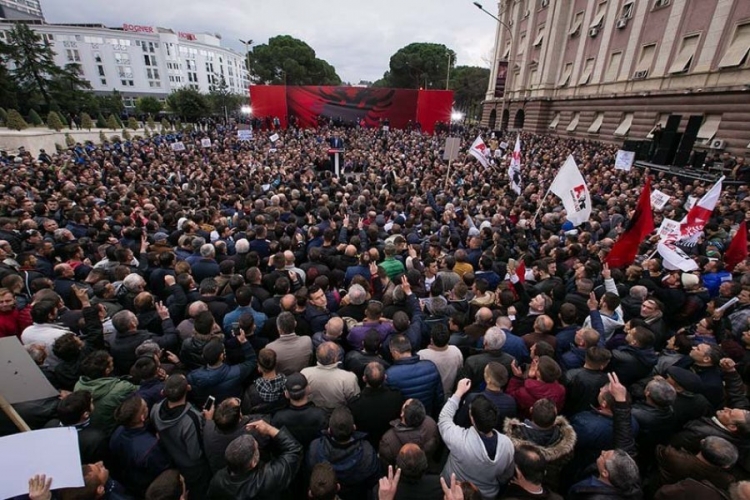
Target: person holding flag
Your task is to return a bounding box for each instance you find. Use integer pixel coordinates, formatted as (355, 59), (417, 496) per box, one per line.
(469, 135), (490, 170)
(508, 135), (522, 195)
(605, 178), (655, 268)
(546, 155), (592, 227)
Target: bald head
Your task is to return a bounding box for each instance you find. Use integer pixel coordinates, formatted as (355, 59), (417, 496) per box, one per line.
(283, 251), (295, 265)
(325, 317), (344, 338)
(476, 307), (493, 324)
(397, 443), (428, 480)
(280, 293), (296, 312)
(316, 342), (340, 366)
(534, 315), (554, 334)
(188, 301), (208, 318)
(345, 245), (357, 257)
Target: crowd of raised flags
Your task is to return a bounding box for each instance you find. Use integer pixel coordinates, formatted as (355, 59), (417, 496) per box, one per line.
(466, 134), (747, 272)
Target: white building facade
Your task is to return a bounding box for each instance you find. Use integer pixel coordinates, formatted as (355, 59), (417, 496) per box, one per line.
(0, 21), (250, 109)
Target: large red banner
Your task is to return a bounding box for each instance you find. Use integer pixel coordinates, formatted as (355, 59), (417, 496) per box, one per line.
(249, 86), (453, 133)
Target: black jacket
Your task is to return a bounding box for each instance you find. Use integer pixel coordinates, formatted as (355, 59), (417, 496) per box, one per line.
(207, 427), (303, 500)
(307, 431), (382, 500)
(270, 402), (328, 449)
(54, 306), (106, 390)
(110, 320), (178, 376)
(347, 386), (404, 447)
(609, 346), (657, 387)
(562, 367), (609, 416)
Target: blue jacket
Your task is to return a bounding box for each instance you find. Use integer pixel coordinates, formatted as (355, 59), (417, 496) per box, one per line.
(502, 330), (530, 363)
(109, 426), (172, 497)
(570, 409), (639, 456)
(186, 341), (257, 407)
(703, 270), (731, 298)
(191, 258), (220, 283)
(386, 356), (444, 416)
(561, 346), (587, 371)
(223, 305), (267, 334)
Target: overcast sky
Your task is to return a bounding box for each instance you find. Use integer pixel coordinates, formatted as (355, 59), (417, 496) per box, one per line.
(40, 0), (496, 83)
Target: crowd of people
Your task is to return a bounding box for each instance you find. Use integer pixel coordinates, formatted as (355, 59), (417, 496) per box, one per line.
(0, 121), (749, 500)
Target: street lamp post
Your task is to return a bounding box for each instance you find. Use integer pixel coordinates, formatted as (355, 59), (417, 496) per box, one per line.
(473, 1), (513, 130)
(446, 51), (452, 90)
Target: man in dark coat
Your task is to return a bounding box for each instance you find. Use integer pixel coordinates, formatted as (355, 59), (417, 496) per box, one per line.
(109, 305), (178, 376)
(348, 362), (404, 447)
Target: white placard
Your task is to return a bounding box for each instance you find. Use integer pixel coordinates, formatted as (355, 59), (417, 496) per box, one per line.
(201, 138), (212, 148)
(237, 130), (253, 141)
(657, 218), (681, 241)
(684, 196), (698, 210)
(499, 141), (509, 150)
(171, 141), (185, 152)
(269, 133), (279, 143)
(650, 189), (670, 210)
(614, 150), (635, 171)
(0, 428), (84, 498)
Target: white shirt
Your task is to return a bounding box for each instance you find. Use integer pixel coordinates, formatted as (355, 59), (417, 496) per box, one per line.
(418, 345), (464, 396)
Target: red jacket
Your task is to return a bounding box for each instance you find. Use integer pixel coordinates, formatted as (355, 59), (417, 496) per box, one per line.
(506, 377), (566, 419)
(0, 309), (25, 338)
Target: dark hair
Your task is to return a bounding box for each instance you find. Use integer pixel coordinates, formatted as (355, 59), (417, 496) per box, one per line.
(537, 356), (561, 383)
(214, 399), (242, 432)
(585, 346), (612, 369)
(114, 394), (145, 428)
(308, 462), (338, 500)
(559, 303), (577, 325)
(329, 407), (355, 442)
(202, 338), (225, 365)
(485, 361), (509, 387)
(397, 445), (429, 481)
(389, 334), (411, 354)
(514, 444), (547, 484)
(145, 469), (183, 500)
(80, 350), (112, 379)
(632, 326), (655, 348)
(132, 355), (159, 382)
(30, 299), (57, 323)
(530, 398), (557, 428)
(57, 391), (92, 426)
(403, 399), (427, 428)
(53, 333), (82, 362)
(258, 348), (277, 372)
(193, 310), (215, 336)
(363, 329), (381, 353)
(364, 361), (385, 388)
(469, 395), (499, 434)
(430, 323), (450, 348)
(164, 374), (188, 402)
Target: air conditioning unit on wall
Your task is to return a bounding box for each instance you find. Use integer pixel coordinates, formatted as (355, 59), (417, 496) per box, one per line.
(589, 27), (599, 37)
(541, 0), (549, 7)
(710, 139), (726, 149)
(616, 18), (628, 29)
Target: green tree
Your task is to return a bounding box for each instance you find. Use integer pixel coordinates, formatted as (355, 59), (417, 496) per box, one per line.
(95, 113), (107, 128)
(97, 91), (125, 117)
(122, 128), (131, 141)
(147, 116), (156, 131)
(161, 117), (170, 131)
(0, 107), (6, 125)
(450, 66), (490, 116)
(127, 116), (138, 130)
(1, 24), (91, 114)
(5, 109), (28, 130)
(46, 111), (64, 131)
(28, 109), (43, 126)
(248, 35), (341, 85)
(49, 63), (93, 116)
(136, 96), (162, 116)
(166, 88), (210, 122)
(80, 112), (93, 131)
(106, 114), (119, 130)
(379, 43), (456, 89)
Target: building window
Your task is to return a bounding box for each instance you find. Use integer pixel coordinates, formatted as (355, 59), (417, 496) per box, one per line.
(669, 34), (700, 74)
(588, 112), (605, 134)
(589, 1), (608, 30)
(146, 68), (160, 80)
(566, 112), (581, 132)
(100, 78), (107, 86)
(528, 67), (538, 87)
(503, 42), (511, 60)
(533, 25), (545, 47)
(517, 33), (526, 56)
(149, 81), (161, 88)
(647, 114), (669, 138)
(569, 11), (584, 36)
(94, 52), (102, 63)
(614, 113), (634, 136)
(634, 43), (657, 77)
(621, 0), (635, 19)
(115, 53), (131, 65)
(579, 58), (595, 85)
(718, 23), (750, 68)
(66, 49), (80, 62)
(548, 112), (560, 129)
(186, 60), (196, 71)
(97, 65), (105, 77)
(605, 52), (622, 81)
(696, 114), (722, 143)
(144, 54), (157, 66)
(652, 0), (670, 9)
(558, 62), (573, 86)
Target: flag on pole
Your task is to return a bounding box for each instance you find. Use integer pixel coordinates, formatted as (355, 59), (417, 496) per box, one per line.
(508, 135), (522, 195)
(548, 155), (592, 226)
(468, 135), (490, 169)
(677, 176), (724, 245)
(606, 178), (655, 268)
(724, 221), (748, 272)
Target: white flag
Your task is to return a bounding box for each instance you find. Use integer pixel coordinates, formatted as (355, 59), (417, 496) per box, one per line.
(548, 155), (592, 227)
(677, 176), (724, 245)
(468, 135), (490, 169)
(508, 135), (522, 195)
(658, 241), (699, 272)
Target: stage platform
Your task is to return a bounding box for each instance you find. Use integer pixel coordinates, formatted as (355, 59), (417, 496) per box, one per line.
(634, 161), (743, 186)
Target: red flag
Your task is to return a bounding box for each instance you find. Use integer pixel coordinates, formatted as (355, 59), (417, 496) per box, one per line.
(516, 261), (526, 284)
(724, 221), (748, 272)
(606, 178), (655, 268)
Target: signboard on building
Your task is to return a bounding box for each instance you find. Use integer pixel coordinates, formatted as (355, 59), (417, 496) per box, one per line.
(179, 32), (197, 41)
(494, 61), (508, 99)
(122, 23), (154, 33)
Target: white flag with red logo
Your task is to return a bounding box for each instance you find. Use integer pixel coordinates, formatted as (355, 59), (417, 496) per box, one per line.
(548, 155), (592, 226)
(508, 135), (522, 195)
(468, 135), (490, 169)
(676, 176), (723, 245)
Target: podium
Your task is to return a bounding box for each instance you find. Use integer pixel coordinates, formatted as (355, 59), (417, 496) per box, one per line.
(328, 148), (345, 177)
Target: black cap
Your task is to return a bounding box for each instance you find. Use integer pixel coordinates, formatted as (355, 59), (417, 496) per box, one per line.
(285, 372), (308, 393)
(666, 366), (703, 394)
